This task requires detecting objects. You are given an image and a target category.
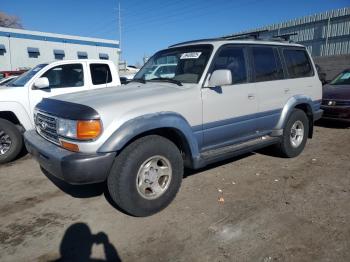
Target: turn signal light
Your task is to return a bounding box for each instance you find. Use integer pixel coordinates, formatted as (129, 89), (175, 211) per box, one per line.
(77, 120), (102, 140)
(61, 141), (80, 152)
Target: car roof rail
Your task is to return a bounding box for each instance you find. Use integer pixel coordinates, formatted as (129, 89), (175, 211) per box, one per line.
(270, 32), (298, 42)
(169, 29), (270, 47)
(220, 29), (269, 40)
(169, 30), (299, 47)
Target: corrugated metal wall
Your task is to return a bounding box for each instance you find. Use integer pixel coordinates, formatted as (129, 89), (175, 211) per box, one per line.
(241, 7), (350, 57)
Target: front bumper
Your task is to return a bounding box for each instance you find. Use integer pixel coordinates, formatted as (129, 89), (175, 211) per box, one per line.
(24, 130), (116, 184)
(320, 106), (350, 122)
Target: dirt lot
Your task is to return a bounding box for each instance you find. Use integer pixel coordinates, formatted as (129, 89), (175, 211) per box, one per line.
(0, 123), (349, 262)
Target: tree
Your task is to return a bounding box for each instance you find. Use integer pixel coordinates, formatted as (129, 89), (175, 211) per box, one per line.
(0, 11), (23, 29)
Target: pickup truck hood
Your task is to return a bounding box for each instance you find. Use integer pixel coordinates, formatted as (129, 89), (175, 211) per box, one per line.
(52, 82), (194, 113)
(0, 85), (25, 102)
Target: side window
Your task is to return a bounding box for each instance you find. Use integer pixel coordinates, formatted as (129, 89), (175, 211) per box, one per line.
(252, 47), (284, 82)
(90, 63), (112, 85)
(212, 46), (247, 84)
(42, 64), (84, 88)
(283, 49), (313, 78)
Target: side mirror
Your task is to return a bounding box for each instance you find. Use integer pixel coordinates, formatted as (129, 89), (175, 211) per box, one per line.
(208, 69), (232, 87)
(33, 77), (49, 89)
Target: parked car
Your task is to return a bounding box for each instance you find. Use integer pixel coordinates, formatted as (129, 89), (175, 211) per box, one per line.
(321, 68), (350, 122)
(0, 75), (18, 86)
(24, 36), (322, 216)
(0, 59), (120, 164)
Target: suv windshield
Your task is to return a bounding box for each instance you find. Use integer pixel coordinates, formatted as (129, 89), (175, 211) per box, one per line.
(330, 70), (350, 86)
(134, 44), (213, 84)
(9, 64), (48, 87)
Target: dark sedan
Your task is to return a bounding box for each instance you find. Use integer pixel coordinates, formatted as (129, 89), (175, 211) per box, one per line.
(321, 69), (350, 122)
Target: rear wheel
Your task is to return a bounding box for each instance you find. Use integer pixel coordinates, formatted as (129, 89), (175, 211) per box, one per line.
(277, 109), (309, 158)
(0, 119), (23, 164)
(107, 135), (183, 217)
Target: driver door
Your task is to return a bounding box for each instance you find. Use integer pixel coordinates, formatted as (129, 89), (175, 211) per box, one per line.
(201, 45), (259, 151)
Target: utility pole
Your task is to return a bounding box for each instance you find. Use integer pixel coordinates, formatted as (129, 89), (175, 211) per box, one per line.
(118, 1), (122, 61)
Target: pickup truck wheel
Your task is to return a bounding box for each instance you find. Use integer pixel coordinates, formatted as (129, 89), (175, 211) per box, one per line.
(107, 135), (183, 217)
(0, 119), (23, 164)
(277, 109), (309, 158)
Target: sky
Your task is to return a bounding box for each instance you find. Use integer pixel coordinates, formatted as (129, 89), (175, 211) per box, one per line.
(1, 0), (349, 65)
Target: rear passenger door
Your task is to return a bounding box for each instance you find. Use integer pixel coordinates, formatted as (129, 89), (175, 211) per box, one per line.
(250, 46), (286, 134)
(282, 48), (315, 99)
(201, 45), (259, 151)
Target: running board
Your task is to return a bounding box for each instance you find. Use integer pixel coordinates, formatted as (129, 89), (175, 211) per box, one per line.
(200, 136), (280, 165)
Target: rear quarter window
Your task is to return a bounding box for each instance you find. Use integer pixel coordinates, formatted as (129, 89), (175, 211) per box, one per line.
(283, 49), (314, 78)
(90, 63), (112, 85)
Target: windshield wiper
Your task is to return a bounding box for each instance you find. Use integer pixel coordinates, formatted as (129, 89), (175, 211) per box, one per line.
(150, 78), (183, 86)
(126, 78), (146, 84)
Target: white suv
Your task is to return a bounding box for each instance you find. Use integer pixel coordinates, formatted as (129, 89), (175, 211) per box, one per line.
(24, 35), (323, 216)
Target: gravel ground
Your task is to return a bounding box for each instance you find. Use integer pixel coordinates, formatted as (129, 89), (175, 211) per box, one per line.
(0, 123), (349, 262)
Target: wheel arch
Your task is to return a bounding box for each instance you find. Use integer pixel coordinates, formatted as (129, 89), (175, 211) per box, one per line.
(98, 112), (201, 168)
(274, 95), (315, 138)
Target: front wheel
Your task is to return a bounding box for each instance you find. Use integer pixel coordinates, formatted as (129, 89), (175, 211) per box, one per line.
(0, 119), (23, 164)
(107, 135), (184, 217)
(277, 109), (309, 158)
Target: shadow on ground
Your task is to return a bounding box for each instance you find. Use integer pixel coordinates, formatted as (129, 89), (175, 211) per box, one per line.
(53, 223), (121, 262)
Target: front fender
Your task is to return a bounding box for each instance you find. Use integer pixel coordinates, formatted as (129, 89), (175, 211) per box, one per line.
(98, 112), (200, 159)
(0, 102), (33, 130)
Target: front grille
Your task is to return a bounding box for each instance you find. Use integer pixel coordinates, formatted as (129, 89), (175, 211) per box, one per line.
(322, 99), (350, 106)
(35, 112), (60, 144)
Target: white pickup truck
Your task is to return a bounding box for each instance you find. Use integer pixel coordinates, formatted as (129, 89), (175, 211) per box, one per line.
(0, 59), (120, 164)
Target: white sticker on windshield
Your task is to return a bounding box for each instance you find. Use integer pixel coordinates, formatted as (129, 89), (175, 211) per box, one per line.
(180, 52), (202, 59)
(340, 72), (350, 80)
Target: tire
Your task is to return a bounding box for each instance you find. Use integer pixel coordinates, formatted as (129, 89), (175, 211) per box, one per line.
(277, 109), (309, 158)
(0, 119), (23, 164)
(107, 135), (184, 217)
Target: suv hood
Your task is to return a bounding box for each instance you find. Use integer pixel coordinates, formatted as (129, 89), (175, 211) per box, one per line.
(323, 84), (350, 100)
(52, 82), (196, 113)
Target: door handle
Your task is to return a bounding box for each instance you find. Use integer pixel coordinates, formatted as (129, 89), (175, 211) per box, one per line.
(284, 88), (290, 94)
(248, 94), (255, 100)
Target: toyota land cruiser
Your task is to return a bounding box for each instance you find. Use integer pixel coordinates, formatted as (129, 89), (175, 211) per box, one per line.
(24, 35), (323, 216)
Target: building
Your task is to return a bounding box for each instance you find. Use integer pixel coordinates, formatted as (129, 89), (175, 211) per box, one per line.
(0, 27), (120, 71)
(239, 7), (350, 80)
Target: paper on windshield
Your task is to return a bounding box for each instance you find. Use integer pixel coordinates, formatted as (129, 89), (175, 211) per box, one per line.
(180, 52), (202, 59)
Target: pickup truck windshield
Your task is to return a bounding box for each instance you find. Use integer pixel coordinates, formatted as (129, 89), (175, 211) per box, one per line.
(9, 64), (48, 87)
(134, 44), (213, 84)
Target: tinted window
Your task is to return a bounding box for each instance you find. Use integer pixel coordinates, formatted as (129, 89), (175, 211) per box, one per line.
(42, 64), (84, 88)
(212, 46), (247, 84)
(90, 64), (112, 85)
(252, 47), (284, 82)
(283, 49), (313, 78)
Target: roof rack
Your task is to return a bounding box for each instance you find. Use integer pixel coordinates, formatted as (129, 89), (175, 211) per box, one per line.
(169, 30), (270, 47)
(271, 32), (298, 42)
(220, 29), (269, 40)
(170, 30), (298, 47)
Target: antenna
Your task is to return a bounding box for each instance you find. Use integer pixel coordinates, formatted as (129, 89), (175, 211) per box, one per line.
(118, 1), (122, 61)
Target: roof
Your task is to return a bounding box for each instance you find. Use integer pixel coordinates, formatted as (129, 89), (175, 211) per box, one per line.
(0, 27), (119, 49)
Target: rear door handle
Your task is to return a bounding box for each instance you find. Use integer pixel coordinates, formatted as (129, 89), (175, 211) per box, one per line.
(284, 88), (290, 94)
(248, 94), (255, 100)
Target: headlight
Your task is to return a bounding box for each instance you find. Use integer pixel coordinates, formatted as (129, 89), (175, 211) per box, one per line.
(57, 118), (102, 140)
